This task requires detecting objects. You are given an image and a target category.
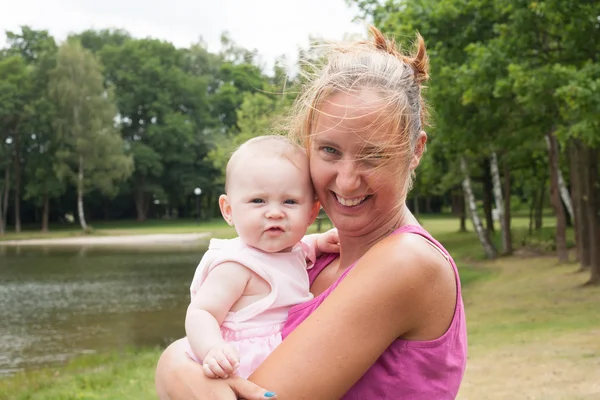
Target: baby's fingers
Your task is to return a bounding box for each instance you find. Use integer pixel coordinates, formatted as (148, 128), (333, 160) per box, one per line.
(223, 347), (240, 370)
(204, 357), (229, 379)
(214, 351), (237, 375)
(322, 242), (341, 253)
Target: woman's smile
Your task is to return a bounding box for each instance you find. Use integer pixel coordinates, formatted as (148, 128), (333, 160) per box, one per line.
(332, 192), (372, 208)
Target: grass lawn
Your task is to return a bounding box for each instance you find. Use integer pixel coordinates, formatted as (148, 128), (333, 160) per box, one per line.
(1, 215), (598, 399)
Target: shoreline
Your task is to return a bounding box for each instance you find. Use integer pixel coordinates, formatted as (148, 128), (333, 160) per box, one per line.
(0, 232), (212, 247)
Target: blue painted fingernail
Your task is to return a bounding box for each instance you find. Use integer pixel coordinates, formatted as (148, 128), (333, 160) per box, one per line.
(264, 392), (276, 398)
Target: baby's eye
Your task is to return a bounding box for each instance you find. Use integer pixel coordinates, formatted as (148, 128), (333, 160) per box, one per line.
(284, 199), (298, 205)
(250, 198), (264, 204)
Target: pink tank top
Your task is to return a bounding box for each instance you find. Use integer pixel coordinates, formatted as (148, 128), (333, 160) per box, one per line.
(281, 225), (467, 399)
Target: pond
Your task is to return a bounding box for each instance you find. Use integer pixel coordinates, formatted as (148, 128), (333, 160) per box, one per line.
(0, 244), (206, 376)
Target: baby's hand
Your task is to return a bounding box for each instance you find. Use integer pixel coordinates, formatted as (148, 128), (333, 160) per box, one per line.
(316, 228), (340, 254)
(202, 343), (240, 379)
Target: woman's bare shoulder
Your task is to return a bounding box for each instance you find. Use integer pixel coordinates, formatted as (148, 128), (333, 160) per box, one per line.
(352, 229), (457, 338)
(356, 229), (452, 281)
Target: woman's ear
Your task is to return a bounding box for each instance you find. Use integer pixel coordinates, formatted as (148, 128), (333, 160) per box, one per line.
(410, 131), (428, 170)
(218, 194), (234, 226)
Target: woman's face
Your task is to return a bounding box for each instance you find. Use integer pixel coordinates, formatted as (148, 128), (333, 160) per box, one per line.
(309, 90), (423, 236)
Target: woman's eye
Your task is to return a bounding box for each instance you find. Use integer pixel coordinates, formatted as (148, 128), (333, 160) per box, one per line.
(250, 199), (264, 204)
(364, 152), (388, 163)
(322, 146), (337, 155)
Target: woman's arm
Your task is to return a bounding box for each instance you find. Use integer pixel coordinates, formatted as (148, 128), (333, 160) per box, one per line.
(155, 233), (454, 399)
(155, 338), (277, 400)
(248, 232), (456, 399)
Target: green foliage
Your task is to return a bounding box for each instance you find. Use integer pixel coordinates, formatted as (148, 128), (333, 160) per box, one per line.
(348, 0), (600, 201)
(1, 5), (598, 230)
(48, 39), (132, 198)
(207, 91), (286, 185)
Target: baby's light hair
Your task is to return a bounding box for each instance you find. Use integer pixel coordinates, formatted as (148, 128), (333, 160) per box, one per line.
(224, 135), (309, 194)
(287, 25), (430, 197)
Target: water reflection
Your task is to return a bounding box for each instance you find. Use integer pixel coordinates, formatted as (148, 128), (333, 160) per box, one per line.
(0, 245), (206, 376)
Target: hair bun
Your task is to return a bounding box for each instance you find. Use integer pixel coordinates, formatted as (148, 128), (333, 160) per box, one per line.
(409, 34), (429, 84)
(368, 26), (429, 84)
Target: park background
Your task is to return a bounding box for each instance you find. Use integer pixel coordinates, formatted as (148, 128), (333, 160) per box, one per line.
(1, 0), (599, 398)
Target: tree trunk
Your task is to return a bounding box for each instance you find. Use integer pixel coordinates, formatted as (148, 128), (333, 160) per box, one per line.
(425, 196), (432, 213)
(559, 170), (574, 224)
(569, 139), (590, 268)
(547, 132), (568, 262)
(413, 193), (420, 222)
(41, 194), (49, 232)
(0, 191), (3, 234)
(206, 193), (215, 219)
(461, 157), (498, 259)
(490, 152), (508, 253)
(482, 158), (495, 233)
(134, 180), (148, 222)
(502, 159), (513, 254)
(535, 180), (545, 231)
(529, 190), (535, 235)
(13, 132), (22, 233)
(452, 192), (467, 232)
(77, 156), (88, 231)
(545, 135), (574, 223)
(459, 197), (467, 233)
(1, 165), (10, 235)
(586, 147), (599, 285)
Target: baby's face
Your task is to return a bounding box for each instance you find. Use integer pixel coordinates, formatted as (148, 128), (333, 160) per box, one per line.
(221, 154), (317, 253)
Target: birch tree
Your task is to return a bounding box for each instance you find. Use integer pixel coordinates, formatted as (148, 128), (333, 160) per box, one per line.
(49, 39), (132, 231)
(461, 157), (498, 259)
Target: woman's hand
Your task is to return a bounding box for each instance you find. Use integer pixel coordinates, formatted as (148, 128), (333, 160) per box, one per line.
(155, 338), (277, 400)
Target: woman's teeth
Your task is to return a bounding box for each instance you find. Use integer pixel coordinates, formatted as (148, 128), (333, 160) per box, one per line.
(335, 194), (367, 207)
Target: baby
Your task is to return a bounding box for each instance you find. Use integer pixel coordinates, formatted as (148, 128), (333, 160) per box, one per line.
(185, 135), (339, 379)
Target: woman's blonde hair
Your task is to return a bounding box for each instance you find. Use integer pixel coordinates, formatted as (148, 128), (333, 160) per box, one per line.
(287, 25), (430, 191)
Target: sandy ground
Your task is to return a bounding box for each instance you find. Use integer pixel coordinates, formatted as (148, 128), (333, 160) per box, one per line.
(0, 232), (211, 247)
(458, 328), (600, 400)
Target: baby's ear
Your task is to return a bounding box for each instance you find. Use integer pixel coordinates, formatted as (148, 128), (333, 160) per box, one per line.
(308, 201), (321, 226)
(218, 194), (234, 226)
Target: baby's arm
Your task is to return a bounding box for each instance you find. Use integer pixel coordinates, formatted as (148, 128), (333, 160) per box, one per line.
(304, 228), (340, 258)
(186, 261), (251, 378)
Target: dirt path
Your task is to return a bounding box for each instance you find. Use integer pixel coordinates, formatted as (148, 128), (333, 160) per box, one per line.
(0, 232), (211, 247)
(457, 258), (600, 399)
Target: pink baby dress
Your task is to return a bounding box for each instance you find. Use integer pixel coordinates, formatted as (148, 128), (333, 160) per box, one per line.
(185, 237), (315, 378)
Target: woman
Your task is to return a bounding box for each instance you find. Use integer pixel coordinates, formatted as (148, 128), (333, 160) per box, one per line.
(155, 26), (467, 399)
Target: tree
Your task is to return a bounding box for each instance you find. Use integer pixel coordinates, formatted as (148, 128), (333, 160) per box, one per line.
(0, 55), (29, 234)
(49, 39), (132, 231)
(2, 27), (58, 232)
(94, 37), (213, 220)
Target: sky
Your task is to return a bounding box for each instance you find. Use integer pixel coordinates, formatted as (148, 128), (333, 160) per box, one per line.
(0, 0), (367, 71)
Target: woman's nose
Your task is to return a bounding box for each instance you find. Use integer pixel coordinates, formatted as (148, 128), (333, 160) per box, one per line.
(336, 160), (361, 193)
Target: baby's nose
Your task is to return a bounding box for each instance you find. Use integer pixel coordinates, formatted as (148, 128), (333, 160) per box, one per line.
(265, 207), (284, 219)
